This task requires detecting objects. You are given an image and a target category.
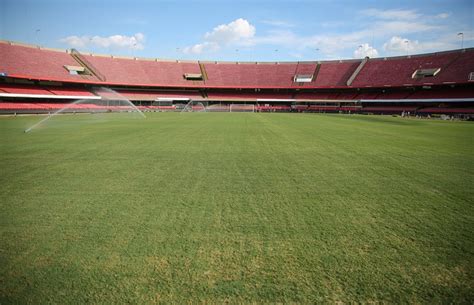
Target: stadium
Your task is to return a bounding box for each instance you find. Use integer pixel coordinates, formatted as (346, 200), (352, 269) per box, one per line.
(1, 1), (473, 303)
(0, 40), (473, 115)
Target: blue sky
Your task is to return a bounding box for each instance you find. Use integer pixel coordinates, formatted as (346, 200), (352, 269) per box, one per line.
(1, 0), (473, 61)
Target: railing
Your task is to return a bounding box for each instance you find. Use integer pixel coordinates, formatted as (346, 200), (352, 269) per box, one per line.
(199, 62), (208, 81)
(312, 63), (321, 82)
(70, 48), (106, 81)
(347, 57), (368, 86)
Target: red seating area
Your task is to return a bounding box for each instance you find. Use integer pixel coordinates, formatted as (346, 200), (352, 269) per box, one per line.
(116, 90), (202, 101)
(295, 92), (344, 100)
(0, 41), (473, 93)
(293, 63), (317, 87)
(417, 107), (474, 114)
(351, 50), (474, 87)
(207, 91), (292, 100)
(0, 102), (100, 110)
(0, 102), (148, 111)
(0, 102), (46, 110)
(257, 105), (291, 111)
(203, 62), (297, 88)
(428, 50), (474, 84)
(0, 84), (94, 97)
(354, 92), (380, 99)
(315, 61), (359, 87)
(376, 91), (413, 99)
(362, 106), (418, 112)
(292, 90), (473, 100)
(2, 101), (471, 114)
(84, 55), (203, 86)
(35, 103), (101, 110)
(293, 105), (362, 112)
(308, 106), (339, 111)
(0, 84), (53, 95)
(139, 105), (176, 110)
(408, 87), (474, 99)
(1, 83), (469, 103)
(47, 87), (95, 96)
(337, 92), (359, 100)
(294, 63), (317, 75)
(201, 61), (361, 88)
(0, 43), (97, 82)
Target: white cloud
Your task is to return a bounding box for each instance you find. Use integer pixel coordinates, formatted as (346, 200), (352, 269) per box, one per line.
(251, 17), (438, 58)
(205, 18), (255, 45)
(383, 36), (419, 53)
(374, 21), (439, 35)
(182, 42), (219, 54)
(361, 8), (421, 20)
(288, 52), (303, 59)
(363, 8), (451, 23)
(60, 33), (145, 50)
(354, 43), (379, 58)
(254, 30), (299, 46)
(382, 33), (468, 55)
(179, 10), (468, 59)
(358, 8), (441, 40)
(261, 20), (294, 28)
(183, 18), (256, 54)
(436, 12), (450, 19)
(61, 36), (87, 48)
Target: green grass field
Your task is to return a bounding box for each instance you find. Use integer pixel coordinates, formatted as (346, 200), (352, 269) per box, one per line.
(1, 113), (473, 303)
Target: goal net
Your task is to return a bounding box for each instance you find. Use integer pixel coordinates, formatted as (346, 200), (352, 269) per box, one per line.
(206, 104), (230, 112)
(230, 104), (255, 112)
(151, 100), (176, 112)
(180, 100), (208, 112)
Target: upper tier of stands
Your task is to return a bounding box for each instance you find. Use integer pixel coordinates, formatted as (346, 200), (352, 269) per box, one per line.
(203, 62), (297, 87)
(1, 40), (473, 89)
(83, 55), (202, 86)
(315, 61), (360, 87)
(0, 42), (98, 82)
(0, 83), (472, 101)
(351, 50), (474, 87)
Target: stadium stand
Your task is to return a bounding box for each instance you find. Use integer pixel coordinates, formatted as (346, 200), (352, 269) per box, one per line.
(362, 106), (418, 113)
(207, 91), (292, 100)
(0, 84), (54, 95)
(417, 107), (474, 114)
(0, 84), (95, 97)
(116, 90), (203, 101)
(351, 50), (473, 87)
(0, 40), (473, 115)
(83, 56), (203, 86)
(1, 40), (473, 88)
(47, 87), (96, 96)
(203, 62), (299, 88)
(0, 42), (98, 82)
(314, 61), (360, 87)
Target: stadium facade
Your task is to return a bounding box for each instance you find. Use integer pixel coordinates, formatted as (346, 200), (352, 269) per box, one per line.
(0, 40), (473, 115)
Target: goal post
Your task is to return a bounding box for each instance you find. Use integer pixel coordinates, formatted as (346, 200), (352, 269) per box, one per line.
(229, 104), (255, 112)
(181, 100), (208, 112)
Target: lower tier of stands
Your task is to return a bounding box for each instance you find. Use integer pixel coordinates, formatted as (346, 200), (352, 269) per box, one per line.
(1, 101), (473, 115)
(0, 84), (95, 97)
(0, 102), (179, 112)
(1, 83), (473, 102)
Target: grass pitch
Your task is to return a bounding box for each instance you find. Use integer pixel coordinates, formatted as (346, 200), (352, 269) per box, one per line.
(1, 113), (473, 303)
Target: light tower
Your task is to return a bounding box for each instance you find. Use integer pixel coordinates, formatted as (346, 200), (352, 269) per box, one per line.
(457, 32), (464, 49)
